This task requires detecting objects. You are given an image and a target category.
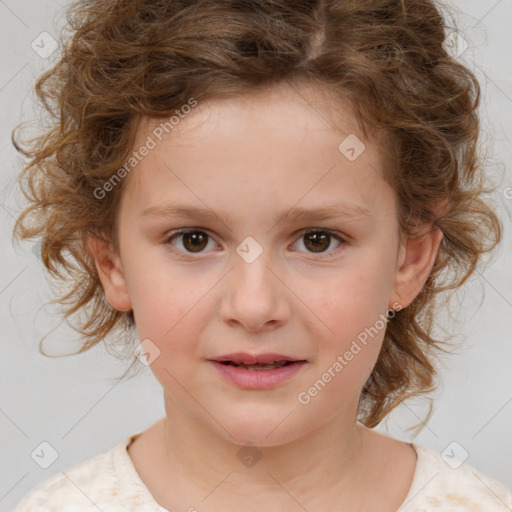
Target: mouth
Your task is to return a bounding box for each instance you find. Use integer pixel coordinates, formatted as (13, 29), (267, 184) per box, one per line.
(208, 353), (308, 389)
(217, 360), (297, 370)
(209, 352), (307, 368)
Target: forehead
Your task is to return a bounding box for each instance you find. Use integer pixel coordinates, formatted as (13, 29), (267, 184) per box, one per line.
(120, 82), (394, 221)
(139, 81), (366, 146)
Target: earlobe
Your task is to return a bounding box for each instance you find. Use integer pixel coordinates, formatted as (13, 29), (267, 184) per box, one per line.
(389, 226), (444, 309)
(86, 236), (133, 312)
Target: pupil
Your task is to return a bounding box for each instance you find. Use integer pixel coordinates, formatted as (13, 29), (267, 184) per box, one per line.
(180, 231), (330, 254)
(184, 232), (208, 252)
(305, 232), (329, 252)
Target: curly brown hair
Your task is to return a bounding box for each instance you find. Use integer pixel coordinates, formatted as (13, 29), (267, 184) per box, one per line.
(12, 0), (502, 429)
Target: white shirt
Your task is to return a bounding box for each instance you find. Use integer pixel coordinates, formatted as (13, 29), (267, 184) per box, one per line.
(14, 432), (512, 511)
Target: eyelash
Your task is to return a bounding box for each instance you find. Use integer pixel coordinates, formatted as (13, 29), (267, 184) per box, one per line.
(164, 228), (347, 259)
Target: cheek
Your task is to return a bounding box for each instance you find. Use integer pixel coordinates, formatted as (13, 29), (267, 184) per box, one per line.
(313, 266), (390, 341)
(125, 264), (213, 372)
(124, 250), (208, 331)
(305, 265), (390, 386)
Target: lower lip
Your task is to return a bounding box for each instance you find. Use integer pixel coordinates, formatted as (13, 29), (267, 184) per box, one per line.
(209, 361), (307, 389)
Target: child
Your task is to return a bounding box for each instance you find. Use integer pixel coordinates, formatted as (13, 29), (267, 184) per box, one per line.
(11, 0), (512, 510)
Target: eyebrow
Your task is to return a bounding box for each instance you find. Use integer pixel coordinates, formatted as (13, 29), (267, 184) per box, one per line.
(141, 203), (372, 225)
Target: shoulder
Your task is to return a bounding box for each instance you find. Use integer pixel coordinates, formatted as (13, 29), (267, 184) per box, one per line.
(13, 434), (154, 512)
(401, 442), (512, 511)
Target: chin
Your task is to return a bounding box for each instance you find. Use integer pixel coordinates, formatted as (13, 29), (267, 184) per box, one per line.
(213, 408), (308, 448)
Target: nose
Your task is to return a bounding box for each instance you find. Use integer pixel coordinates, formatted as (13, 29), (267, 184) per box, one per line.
(219, 248), (290, 333)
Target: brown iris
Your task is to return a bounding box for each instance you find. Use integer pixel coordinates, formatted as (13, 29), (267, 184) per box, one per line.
(303, 231), (331, 253)
(178, 230), (333, 254)
(182, 231), (209, 252)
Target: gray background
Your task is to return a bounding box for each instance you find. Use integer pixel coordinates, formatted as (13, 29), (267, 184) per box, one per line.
(1, 1), (511, 510)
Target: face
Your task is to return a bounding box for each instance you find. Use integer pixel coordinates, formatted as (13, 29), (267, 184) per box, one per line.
(90, 82), (442, 446)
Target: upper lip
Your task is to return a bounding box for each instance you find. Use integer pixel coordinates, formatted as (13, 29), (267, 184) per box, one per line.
(209, 353), (306, 364)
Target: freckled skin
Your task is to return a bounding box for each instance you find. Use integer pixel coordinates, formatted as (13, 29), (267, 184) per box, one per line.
(89, 81), (442, 511)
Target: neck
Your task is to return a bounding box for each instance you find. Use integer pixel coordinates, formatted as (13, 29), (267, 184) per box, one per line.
(158, 391), (368, 510)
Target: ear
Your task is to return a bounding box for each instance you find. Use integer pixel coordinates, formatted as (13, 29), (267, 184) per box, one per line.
(86, 236), (132, 312)
(388, 225), (444, 310)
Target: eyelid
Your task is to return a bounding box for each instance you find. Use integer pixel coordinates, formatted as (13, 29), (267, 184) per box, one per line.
(293, 227), (346, 242)
(290, 228), (346, 259)
(164, 228), (219, 257)
(164, 227), (347, 258)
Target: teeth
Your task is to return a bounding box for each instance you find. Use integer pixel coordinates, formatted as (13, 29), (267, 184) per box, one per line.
(227, 360), (290, 370)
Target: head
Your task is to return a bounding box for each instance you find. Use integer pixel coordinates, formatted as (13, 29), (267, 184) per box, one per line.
(13, 0), (502, 436)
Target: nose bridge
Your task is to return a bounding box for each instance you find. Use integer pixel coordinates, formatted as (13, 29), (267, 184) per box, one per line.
(220, 237), (288, 330)
(233, 239), (278, 300)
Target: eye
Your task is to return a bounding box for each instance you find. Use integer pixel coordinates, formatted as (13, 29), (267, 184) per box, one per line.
(291, 229), (345, 258)
(165, 229), (217, 255)
(164, 228), (346, 259)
